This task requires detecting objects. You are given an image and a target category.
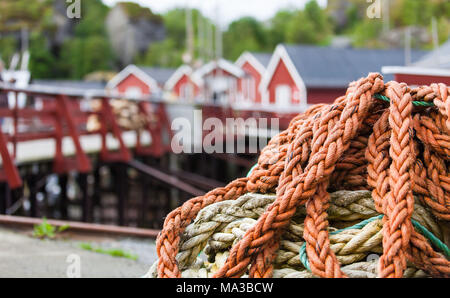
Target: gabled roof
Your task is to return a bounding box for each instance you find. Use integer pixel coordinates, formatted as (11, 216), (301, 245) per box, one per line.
(236, 52), (272, 75)
(138, 66), (176, 85)
(193, 58), (245, 80)
(106, 64), (176, 92)
(413, 38), (450, 69)
(33, 80), (106, 90)
(107, 65), (158, 90)
(250, 52), (272, 68)
(164, 65), (202, 90)
(280, 44), (427, 88)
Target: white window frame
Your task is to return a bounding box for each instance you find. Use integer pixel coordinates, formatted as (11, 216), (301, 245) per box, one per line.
(275, 85), (291, 107)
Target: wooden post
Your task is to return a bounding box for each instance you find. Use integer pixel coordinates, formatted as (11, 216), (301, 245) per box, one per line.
(92, 165), (102, 210)
(78, 173), (91, 222)
(59, 174), (68, 220)
(0, 125), (22, 189)
(139, 157), (149, 227)
(56, 95), (91, 173)
(27, 172), (38, 218)
(0, 183), (8, 214)
(113, 163), (128, 226)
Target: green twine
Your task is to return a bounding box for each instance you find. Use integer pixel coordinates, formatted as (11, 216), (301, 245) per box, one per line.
(411, 219), (450, 259)
(328, 215), (383, 235)
(373, 93), (434, 107)
(245, 92), (442, 271)
(299, 215), (450, 272)
(246, 163), (259, 178)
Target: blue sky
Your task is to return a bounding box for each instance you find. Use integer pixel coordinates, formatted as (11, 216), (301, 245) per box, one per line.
(102, 0), (327, 27)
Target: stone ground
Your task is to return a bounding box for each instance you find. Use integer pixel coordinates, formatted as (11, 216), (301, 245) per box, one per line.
(0, 226), (157, 278)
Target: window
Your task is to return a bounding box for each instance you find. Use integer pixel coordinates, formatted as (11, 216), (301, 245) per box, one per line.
(244, 77), (255, 102)
(180, 83), (194, 101)
(275, 85), (291, 107)
(242, 78), (248, 101)
(249, 77), (255, 101)
(229, 78), (237, 103)
(125, 86), (142, 99)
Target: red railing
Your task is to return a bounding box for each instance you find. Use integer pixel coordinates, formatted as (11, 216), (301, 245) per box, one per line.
(0, 83), (173, 189)
(0, 83), (302, 190)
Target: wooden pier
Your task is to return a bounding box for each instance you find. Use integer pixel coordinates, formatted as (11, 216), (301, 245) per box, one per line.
(0, 83), (298, 228)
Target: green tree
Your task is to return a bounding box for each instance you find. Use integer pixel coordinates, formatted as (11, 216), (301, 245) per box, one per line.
(0, 36), (18, 68)
(286, 0), (332, 45)
(436, 17), (450, 44)
(351, 19), (384, 48)
(223, 17), (267, 60)
(60, 36), (112, 79)
(139, 8), (216, 67)
(398, 0), (434, 27)
(343, 4), (360, 32)
(135, 8), (187, 67)
(0, 0), (54, 32)
(138, 39), (182, 67)
(163, 9), (188, 49)
(55, 0), (113, 79)
(267, 10), (297, 48)
(74, 0), (110, 37)
(28, 33), (56, 78)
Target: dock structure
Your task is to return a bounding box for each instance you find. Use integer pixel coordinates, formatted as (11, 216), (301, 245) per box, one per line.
(0, 82), (298, 228)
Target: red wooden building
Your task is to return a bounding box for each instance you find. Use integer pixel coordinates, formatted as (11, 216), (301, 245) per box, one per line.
(260, 44), (427, 110)
(191, 59), (245, 104)
(235, 52), (272, 105)
(382, 38), (450, 86)
(164, 65), (202, 101)
(107, 65), (175, 98)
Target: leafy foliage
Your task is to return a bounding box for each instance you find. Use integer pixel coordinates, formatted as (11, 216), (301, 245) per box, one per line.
(29, 33), (56, 79)
(32, 218), (69, 239)
(223, 17), (269, 60)
(267, 10), (296, 48)
(79, 243), (138, 260)
(286, 0), (332, 45)
(118, 1), (163, 23)
(0, 36), (18, 69)
(57, 0), (113, 79)
(0, 0), (54, 32)
(60, 36), (113, 79)
(136, 39), (182, 67)
(0, 0), (448, 78)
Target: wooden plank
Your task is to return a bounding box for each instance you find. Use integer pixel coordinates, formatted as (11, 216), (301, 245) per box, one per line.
(0, 214), (160, 238)
(128, 159), (204, 197)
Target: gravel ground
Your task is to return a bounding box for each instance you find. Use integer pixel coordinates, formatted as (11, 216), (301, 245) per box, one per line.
(0, 227), (157, 278)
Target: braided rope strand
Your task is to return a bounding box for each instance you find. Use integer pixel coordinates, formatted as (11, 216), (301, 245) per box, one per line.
(155, 75), (450, 278)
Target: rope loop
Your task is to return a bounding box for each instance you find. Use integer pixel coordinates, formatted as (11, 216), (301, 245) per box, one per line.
(155, 74), (450, 278)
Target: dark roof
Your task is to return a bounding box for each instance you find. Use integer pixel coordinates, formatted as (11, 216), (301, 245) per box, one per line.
(250, 52), (272, 68)
(414, 38), (450, 68)
(33, 80), (106, 90)
(137, 66), (176, 84)
(283, 45), (428, 88)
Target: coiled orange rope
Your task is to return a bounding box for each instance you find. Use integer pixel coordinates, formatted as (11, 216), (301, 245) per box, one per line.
(156, 73), (450, 278)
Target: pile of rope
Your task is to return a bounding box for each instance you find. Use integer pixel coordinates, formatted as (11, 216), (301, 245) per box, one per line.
(87, 99), (148, 131)
(146, 191), (446, 278)
(153, 74), (450, 278)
